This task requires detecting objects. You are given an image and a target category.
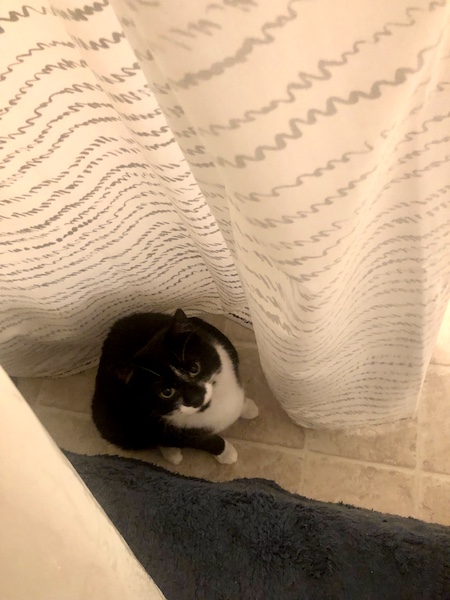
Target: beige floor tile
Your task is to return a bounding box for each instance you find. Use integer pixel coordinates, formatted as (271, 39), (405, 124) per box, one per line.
(37, 369), (96, 414)
(302, 454), (415, 517)
(179, 441), (303, 492)
(14, 377), (43, 408)
(198, 313), (229, 331)
(110, 440), (303, 493)
(419, 365), (450, 475)
(307, 419), (417, 468)
(227, 346), (305, 449)
(419, 474), (450, 526)
(224, 318), (257, 345)
(105, 445), (164, 467)
(431, 302), (450, 365)
(34, 406), (110, 455)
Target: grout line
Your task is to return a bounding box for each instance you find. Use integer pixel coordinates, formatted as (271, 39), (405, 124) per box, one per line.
(234, 340), (258, 347)
(299, 427), (311, 492)
(414, 378), (429, 518)
(307, 448), (417, 474)
(417, 469), (450, 481)
(35, 403), (92, 418)
(428, 360), (450, 367)
(228, 430), (428, 476)
(227, 436), (305, 457)
(15, 381), (44, 408)
(413, 455), (422, 519)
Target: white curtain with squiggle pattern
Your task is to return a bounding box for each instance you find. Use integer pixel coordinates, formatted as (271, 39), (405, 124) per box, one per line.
(1, 0), (450, 427)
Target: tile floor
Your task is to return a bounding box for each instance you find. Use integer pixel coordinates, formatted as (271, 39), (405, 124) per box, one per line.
(16, 311), (450, 527)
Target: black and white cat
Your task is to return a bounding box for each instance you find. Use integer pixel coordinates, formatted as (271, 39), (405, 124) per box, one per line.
(91, 309), (258, 465)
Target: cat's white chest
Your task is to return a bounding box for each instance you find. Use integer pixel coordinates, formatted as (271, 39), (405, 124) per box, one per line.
(168, 343), (245, 433)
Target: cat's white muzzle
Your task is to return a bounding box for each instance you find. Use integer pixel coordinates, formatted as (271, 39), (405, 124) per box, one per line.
(179, 405), (200, 415)
(179, 382), (213, 414)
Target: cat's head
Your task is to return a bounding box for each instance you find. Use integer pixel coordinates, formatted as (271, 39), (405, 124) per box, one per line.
(118, 309), (221, 416)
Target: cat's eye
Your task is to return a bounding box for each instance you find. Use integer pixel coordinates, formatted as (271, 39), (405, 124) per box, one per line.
(159, 388), (175, 399)
(188, 362), (201, 377)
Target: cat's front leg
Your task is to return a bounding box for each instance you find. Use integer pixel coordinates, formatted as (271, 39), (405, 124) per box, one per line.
(188, 434), (238, 464)
(215, 439), (238, 464)
(240, 397), (259, 420)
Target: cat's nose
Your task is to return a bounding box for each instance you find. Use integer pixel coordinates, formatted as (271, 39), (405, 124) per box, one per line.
(184, 388), (205, 408)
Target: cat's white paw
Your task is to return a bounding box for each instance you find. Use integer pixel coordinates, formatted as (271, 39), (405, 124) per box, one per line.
(215, 440), (238, 464)
(159, 446), (183, 465)
(240, 397), (259, 420)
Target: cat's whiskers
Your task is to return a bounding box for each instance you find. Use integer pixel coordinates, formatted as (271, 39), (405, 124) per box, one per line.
(132, 364), (161, 378)
(181, 328), (197, 364)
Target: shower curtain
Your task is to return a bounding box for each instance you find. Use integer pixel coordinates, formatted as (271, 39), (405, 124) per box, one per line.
(1, 0), (450, 428)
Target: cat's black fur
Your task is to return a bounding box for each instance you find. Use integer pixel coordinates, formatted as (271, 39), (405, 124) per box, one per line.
(91, 309), (241, 458)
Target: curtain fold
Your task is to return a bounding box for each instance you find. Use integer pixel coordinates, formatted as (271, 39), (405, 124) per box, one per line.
(1, 0), (449, 426)
(0, 0), (247, 377)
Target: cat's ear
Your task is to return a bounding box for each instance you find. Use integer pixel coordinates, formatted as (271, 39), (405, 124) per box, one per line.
(170, 308), (192, 335)
(174, 308), (187, 321)
(114, 365), (134, 384)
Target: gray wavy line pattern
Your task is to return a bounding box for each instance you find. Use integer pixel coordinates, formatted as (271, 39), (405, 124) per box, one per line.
(2, 188), (227, 272)
(216, 36), (444, 168)
(234, 142), (374, 203)
(0, 5), (244, 377)
(198, 2), (442, 136)
(168, 0), (301, 89)
(241, 145), (450, 267)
